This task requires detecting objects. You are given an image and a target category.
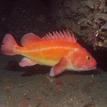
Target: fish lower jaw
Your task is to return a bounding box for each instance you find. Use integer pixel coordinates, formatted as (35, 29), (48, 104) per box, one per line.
(72, 67), (96, 72)
(66, 65), (96, 71)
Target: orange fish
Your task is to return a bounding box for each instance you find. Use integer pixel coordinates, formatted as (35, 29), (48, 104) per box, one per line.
(1, 30), (96, 77)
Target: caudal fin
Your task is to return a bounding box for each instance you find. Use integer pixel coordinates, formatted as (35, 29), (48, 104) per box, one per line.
(1, 34), (18, 55)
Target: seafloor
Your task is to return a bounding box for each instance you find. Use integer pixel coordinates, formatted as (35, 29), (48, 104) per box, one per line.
(0, 55), (107, 107)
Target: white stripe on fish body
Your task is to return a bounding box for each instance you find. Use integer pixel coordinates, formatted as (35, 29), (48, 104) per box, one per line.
(19, 46), (72, 53)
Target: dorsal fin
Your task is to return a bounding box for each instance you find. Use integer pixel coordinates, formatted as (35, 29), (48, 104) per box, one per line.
(21, 33), (41, 46)
(42, 30), (77, 43)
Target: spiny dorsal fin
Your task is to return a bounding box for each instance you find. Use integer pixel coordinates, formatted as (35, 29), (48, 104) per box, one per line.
(42, 30), (77, 43)
(21, 33), (41, 46)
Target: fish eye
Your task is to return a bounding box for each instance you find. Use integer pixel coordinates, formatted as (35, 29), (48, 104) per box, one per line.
(86, 56), (90, 60)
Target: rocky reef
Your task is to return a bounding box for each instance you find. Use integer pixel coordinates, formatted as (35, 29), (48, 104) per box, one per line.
(50, 0), (107, 48)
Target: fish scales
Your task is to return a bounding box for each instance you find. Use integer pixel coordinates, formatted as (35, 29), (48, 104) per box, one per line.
(1, 31), (97, 77)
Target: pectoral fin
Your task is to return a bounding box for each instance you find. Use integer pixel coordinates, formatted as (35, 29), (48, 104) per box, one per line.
(49, 57), (67, 77)
(19, 57), (36, 67)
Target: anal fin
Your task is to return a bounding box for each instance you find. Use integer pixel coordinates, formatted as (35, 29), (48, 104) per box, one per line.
(19, 57), (36, 67)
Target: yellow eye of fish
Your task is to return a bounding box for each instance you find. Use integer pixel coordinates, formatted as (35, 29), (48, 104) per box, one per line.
(86, 56), (90, 60)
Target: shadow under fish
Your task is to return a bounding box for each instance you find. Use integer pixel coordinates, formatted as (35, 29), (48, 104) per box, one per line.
(5, 60), (50, 76)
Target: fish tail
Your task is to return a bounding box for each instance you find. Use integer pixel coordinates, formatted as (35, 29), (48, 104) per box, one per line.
(1, 33), (19, 55)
